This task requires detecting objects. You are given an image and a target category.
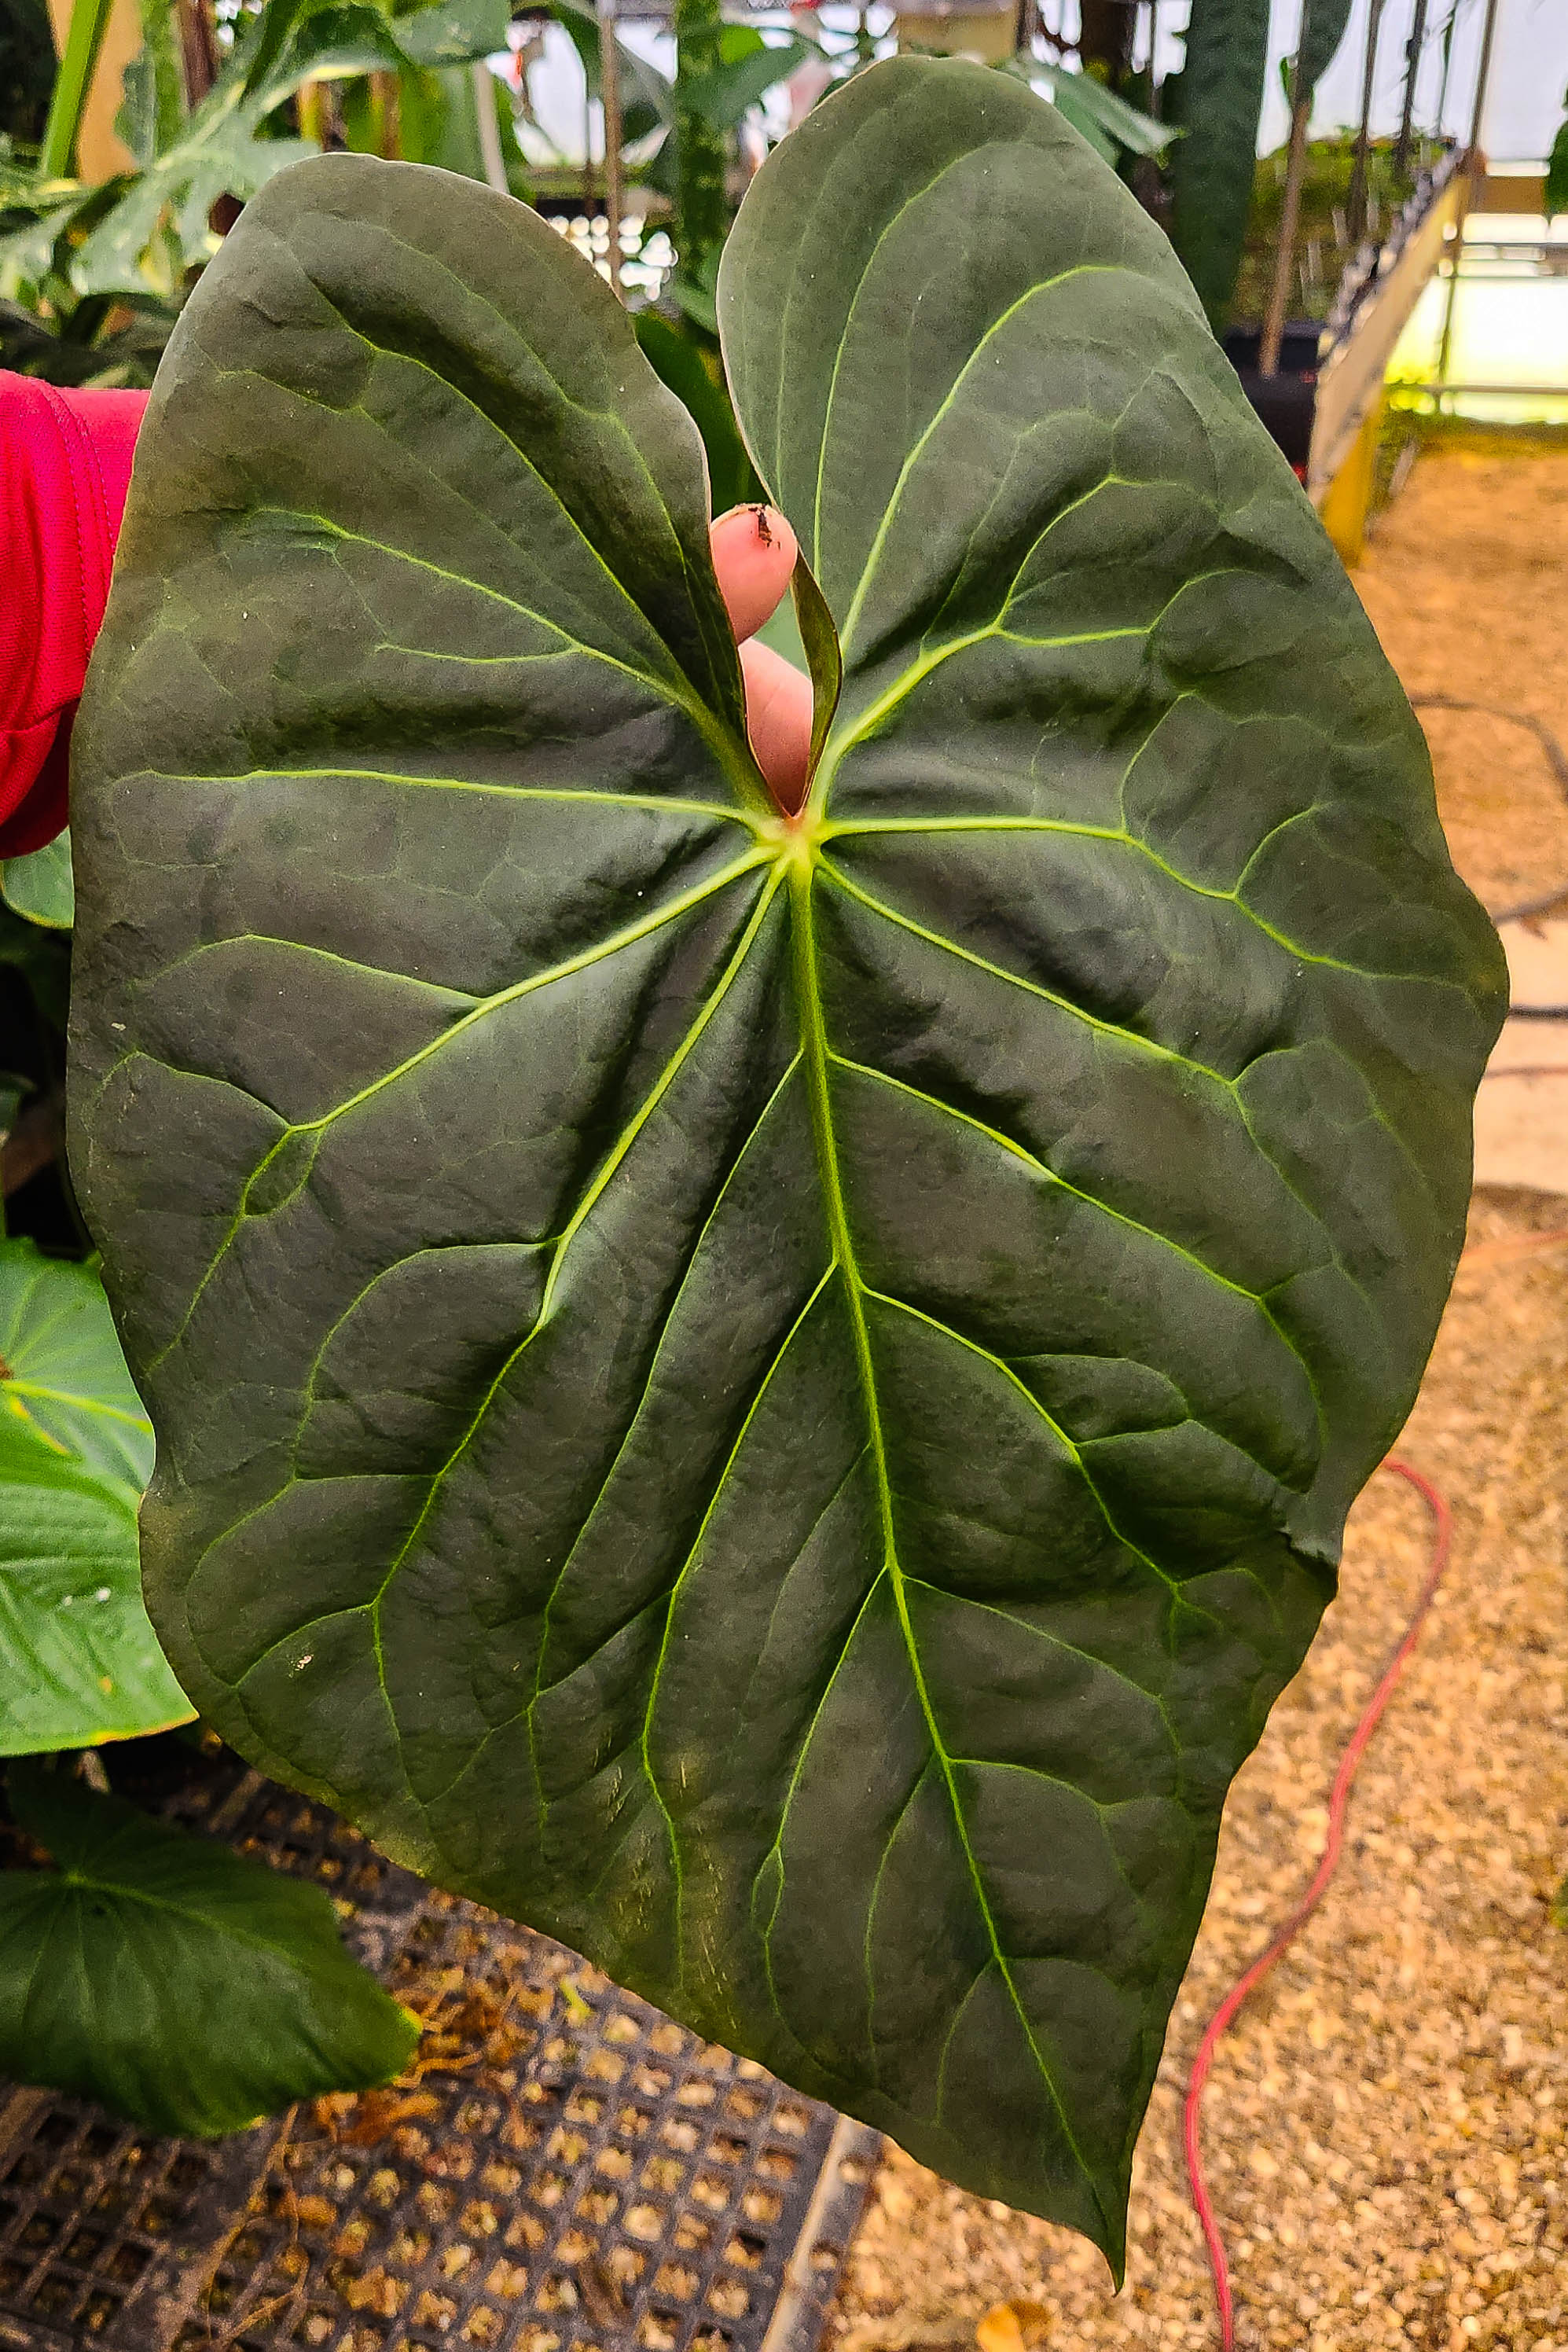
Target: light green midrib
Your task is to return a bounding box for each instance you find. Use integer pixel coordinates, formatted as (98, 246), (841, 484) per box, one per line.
(149, 766), (758, 829)
(46, 1865), (311, 1960)
(787, 858), (1109, 2227)
(2, 1382), (150, 1435)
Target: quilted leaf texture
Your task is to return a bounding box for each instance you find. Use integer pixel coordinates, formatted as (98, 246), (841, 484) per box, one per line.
(68, 61), (1505, 2262)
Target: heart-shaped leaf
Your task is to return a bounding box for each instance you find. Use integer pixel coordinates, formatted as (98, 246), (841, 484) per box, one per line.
(0, 1762), (420, 2133)
(0, 1239), (190, 1754)
(68, 61), (1504, 2258)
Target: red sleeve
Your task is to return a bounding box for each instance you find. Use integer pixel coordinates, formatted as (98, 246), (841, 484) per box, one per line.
(0, 373), (149, 860)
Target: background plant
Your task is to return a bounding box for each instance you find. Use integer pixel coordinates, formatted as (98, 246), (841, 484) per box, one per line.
(0, 840), (420, 2132)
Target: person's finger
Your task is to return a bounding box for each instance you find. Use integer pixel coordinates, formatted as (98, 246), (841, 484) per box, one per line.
(711, 503), (797, 644)
(740, 639), (813, 815)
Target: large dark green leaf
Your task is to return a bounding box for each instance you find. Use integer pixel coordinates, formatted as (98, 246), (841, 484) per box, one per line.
(0, 1239), (191, 1753)
(0, 1763), (420, 2133)
(68, 66), (1504, 2260)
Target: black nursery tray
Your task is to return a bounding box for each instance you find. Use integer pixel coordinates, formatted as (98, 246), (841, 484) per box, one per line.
(0, 1771), (878, 2352)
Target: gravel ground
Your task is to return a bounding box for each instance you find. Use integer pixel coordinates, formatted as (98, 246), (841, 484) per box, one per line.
(1353, 439), (1568, 924)
(825, 446), (1568, 2352)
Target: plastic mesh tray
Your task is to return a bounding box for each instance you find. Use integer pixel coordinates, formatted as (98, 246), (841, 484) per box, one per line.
(0, 1773), (877, 2352)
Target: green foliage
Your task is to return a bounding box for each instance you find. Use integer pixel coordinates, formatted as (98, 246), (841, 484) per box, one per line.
(69, 62), (1503, 2251)
(1166, 0), (1272, 327)
(1547, 89), (1568, 221)
(1232, 130), (1439, 324)
(38, 0), (116, 178)
(0, 898), (69, 1032)
(1003, 57), (1173, 169)
(634, 307), (762, 510)
(2, 826), (75, 928)
(0, 1237), (191, 1754)
(0, 1762), (420, 2133)
(0, 0), (511, 378)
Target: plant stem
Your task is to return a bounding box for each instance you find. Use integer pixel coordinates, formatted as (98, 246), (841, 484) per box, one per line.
(1260, 83), (1310, 374)
(598, 0), (623, 297)
(173, 0), (218, 109)
(472, 58), (508, 191)
(39, 0), (116, 179)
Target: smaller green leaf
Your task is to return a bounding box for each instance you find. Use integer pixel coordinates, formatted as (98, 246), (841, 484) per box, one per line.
(0, 1765), (420, 2134)
(0, 1418), (190, 1755)
(2, 828), (74, 931)
(1547, 94), (1568, 220)
(789, 553), (840, 781)
(633, 310), (762, 511)
(1, 1237), (152, 1494)
(679, 35), (812, 131)
(1045, 77), (1116, 164)
(1011, 61), (1176, 159)
(393, 0), (509, 70)
(0, 1240), (189, 1755)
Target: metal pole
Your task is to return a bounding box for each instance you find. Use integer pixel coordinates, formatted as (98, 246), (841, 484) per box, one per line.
(598, 0), (624, 297)
(1464, 0), (1499, 161)
(1396, 0), (1430, 171)
(1436, 0), (1501, 395)
(1347, 0), (1385, 245)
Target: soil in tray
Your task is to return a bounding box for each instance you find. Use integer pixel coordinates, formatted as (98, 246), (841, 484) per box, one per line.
(824, 444), (1568, 2352)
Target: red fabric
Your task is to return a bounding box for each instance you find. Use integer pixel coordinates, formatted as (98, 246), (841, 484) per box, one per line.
(0, 373), (147, 858)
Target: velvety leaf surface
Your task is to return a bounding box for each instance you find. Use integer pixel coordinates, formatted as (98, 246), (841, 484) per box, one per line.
(0, 1764), (420, 2133)
(0, 1240), (189, 1755)
(70, 74), (1504, 2259)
